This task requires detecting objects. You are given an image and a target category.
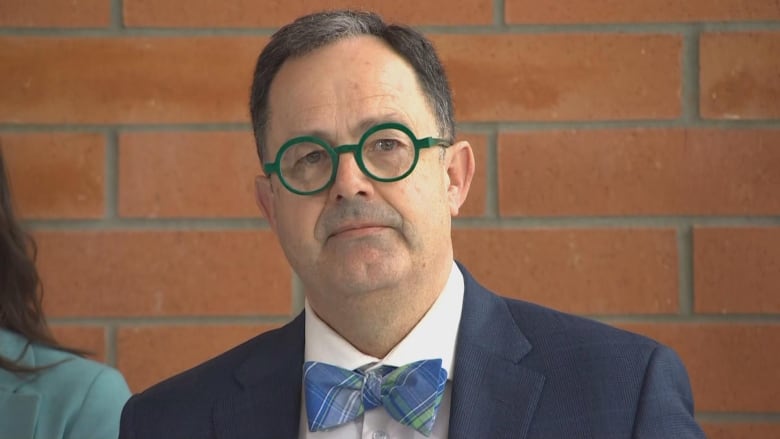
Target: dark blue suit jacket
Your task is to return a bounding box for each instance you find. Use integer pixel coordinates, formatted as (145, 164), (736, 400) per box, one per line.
(119, 264), (705, 438)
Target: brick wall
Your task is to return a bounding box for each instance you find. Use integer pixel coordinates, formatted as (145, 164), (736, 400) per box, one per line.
(1, 1), (778, 436)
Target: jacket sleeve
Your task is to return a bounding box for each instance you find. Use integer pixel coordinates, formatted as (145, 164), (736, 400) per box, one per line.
(632, 345), (706, 439)
(66, 366), (132, 439)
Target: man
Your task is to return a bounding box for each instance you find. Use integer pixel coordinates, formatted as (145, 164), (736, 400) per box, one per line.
(119, 10), (705, 439)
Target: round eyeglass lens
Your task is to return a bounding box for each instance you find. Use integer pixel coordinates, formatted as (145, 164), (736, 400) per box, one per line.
(279, 141), (333, 193)
(361, 127), (416, 179)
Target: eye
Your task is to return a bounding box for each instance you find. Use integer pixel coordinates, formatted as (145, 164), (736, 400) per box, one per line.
(373, 138), (401, 152)
(298, 150), (326, 165)
(283, 144), (328, 171)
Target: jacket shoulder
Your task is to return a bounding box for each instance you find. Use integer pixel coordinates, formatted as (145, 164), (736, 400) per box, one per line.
(120, 315), (304, 439)
(503, 296), (659, 348)
(134, 317), (302, 401)
(504, 297), (703, 437)
(0, 335), (130, 439)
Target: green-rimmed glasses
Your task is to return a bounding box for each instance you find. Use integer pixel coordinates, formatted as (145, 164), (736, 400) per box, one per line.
(263, 122), (450, 195)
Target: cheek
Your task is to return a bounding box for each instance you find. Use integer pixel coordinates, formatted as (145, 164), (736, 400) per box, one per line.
(397, 173), (450, 228)
(273, 197), (320, 242)
(417, 164), (450, 206)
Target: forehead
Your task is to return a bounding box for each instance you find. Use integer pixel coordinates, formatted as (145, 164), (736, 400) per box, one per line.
(265, 36), (436, 147)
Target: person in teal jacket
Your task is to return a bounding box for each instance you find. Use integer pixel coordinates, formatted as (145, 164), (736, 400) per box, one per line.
(0, 146), (131, 439)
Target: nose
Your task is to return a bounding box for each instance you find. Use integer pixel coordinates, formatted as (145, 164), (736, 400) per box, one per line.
(329, 151), (373, 201)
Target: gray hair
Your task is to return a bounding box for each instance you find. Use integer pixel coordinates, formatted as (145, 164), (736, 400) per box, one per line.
(248, 10), (455, 163)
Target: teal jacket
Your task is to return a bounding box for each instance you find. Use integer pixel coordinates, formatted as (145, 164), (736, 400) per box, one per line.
(0, 328), (131, 439)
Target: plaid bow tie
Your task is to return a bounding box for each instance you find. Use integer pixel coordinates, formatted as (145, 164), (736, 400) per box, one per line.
(303, 359), (447, 436)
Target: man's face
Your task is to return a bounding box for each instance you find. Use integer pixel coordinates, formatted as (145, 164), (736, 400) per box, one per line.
(255, 36), (471, 309)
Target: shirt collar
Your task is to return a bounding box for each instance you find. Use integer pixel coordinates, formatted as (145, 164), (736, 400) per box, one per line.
(304, 262), (464, 380)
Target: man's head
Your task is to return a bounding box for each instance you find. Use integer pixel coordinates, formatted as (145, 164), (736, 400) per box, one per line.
(249, 10), (455, 163)
(250, 11), (474, 342)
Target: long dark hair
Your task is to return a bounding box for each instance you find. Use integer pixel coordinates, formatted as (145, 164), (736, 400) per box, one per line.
(0, 145), (80, 373)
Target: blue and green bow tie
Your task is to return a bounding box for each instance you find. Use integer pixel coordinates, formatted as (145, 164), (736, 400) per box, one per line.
(303, 359), (447, 436)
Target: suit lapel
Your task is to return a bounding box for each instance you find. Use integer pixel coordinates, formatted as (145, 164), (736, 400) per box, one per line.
(213, 313), (305, 439)
(448, 264), (545, 439)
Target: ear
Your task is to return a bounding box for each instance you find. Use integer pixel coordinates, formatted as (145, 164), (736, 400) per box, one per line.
(444, 140), (475, 216)
(254, 174), (278, 231)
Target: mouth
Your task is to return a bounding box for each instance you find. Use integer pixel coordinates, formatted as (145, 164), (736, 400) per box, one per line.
(328, 223), (390, 239)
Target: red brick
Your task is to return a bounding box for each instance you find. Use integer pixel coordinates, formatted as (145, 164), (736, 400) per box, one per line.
(119, 131), (262, 218)
(117, 324), (275, 391)
(453, 229), (678, 314)
(35, 230), (291, 317)
(694, 227), (780, 314)
(455, 132), (487, 217)
(0, 34), (680, 124)
(506, 0), (780, 24)
(498, 129), (780, 216)
(0, 0), (110, 27)
(0, 37), (266, 124)
(1, 133), (105, 219)
(124, 0), (492, 27)
(433, 34), (681, 121)
(701, 32), (780, 119)
(702, 423), (780, 439)
(620, 324), (780, 412)
(50, 326), (107, 362)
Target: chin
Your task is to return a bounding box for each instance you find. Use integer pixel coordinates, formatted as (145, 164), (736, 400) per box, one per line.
(329, 253), (408, 293)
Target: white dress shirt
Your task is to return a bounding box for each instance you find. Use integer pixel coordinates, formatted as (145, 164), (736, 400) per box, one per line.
(299, 262), (465, 439)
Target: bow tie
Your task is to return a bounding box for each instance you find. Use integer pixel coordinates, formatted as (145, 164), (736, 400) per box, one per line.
(303, 359), (448, 436)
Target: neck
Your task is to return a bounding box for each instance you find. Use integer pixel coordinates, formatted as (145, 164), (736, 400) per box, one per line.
(308, 261), (452, 358)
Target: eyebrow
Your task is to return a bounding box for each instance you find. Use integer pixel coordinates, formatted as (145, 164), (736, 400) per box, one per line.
(353, 114), (412, 135)
(288, 114), (414, 144)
